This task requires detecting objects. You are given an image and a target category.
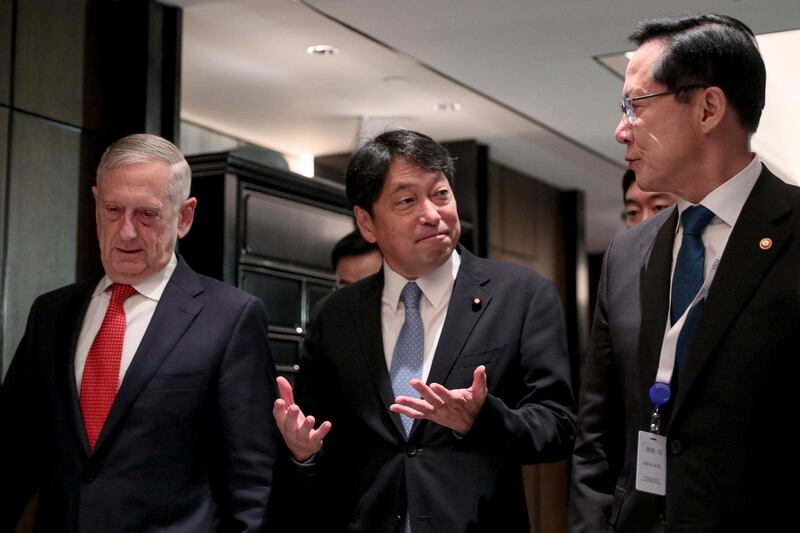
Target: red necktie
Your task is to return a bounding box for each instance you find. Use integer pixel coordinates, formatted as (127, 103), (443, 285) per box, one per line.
(80, 283), (136, 449)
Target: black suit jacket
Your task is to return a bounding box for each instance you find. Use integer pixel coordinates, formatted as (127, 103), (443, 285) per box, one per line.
(0, 259), (280, 533)
(570, 166), (800, 532)
(276, 247), (575, 533)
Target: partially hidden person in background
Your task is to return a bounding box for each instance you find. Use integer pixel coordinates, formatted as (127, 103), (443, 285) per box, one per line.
(332, 229), (382, 287)
(622, 169), (676, 228)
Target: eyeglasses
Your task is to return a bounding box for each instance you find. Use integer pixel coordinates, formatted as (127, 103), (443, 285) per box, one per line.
(619, 84), (708, 124)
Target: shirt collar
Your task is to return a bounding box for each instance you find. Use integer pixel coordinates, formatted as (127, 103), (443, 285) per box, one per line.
(94, 253), (178, 301)
(382, 250), (461, 311)
(675, 155), (762, 231)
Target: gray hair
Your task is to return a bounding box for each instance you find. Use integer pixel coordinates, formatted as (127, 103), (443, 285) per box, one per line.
(96, 133), (191, 210)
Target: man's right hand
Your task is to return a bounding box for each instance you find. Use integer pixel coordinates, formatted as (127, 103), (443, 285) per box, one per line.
(273, 376), (332, 462)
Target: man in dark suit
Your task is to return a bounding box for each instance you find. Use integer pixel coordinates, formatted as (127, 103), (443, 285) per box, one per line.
(0, 134), (279, 532)
(272, 129), (576, 532)
(570, 14), (799, 532)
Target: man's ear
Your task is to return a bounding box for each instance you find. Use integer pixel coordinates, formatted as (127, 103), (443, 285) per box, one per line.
(354, 206), (378, 244)
(177, 197), (197, 238)
(698, 86), (727, 134)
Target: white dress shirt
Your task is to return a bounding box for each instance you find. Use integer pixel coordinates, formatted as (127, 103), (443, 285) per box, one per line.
(74, 254), (178, 389)
(667, 156), (762, 323)
(381, 251), (461, 382)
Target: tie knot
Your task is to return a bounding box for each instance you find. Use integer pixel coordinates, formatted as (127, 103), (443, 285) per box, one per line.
(399, 282), (422, 310)
(110, 283), (136, 306)
(681, 205), (715, 236)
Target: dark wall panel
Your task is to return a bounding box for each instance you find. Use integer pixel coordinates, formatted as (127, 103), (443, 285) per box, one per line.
(14, 0), (87, 125)
(243, 190), (354, 271)
(0, 108), (8, 337)
(3, 112), (81, 372)
(0, 0), (11, 105)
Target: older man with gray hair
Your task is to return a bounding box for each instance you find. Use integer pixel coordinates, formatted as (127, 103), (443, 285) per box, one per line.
(0, 133), (280, 532)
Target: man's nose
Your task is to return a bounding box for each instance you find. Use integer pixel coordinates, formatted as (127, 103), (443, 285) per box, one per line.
(419, 199), (441, 225)
(119, 213), (137, 240)
(615, 115), (632, 145)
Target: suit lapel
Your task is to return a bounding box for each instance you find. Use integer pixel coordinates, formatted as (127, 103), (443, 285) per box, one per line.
(426, 248), (491, 388)
(350, 270), (408, 437)
(60, 281), (98, 456)
(637, 208), (678, 406)
(92, 260), (204, 452)
(669, 169), (792, 421)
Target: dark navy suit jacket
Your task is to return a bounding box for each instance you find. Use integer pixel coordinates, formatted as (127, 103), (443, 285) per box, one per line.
(0, 259), (280, 532)
(275, 247), (575, 532)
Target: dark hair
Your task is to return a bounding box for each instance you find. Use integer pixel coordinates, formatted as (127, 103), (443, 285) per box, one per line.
(629, 13), (765, 133)
(331, 229), (379, 269)
(622, 169), (636, 202)
(345, 129), (455, 213)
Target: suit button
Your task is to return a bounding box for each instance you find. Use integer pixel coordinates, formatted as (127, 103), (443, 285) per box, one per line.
(659, 512), (667, 525)
(405, 445), (418, 457)
(83, 470), (96, 483)
(394, 515), (403, 525)
(669, 439), (683, 455)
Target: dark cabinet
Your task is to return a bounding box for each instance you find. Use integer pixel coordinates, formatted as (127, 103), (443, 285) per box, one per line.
(181, 151), (355, 379)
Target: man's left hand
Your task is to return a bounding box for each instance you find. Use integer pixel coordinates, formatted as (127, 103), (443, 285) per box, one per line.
(390, 365), (488, 435)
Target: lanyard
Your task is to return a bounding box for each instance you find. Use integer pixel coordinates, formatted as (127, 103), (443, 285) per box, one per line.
(648, 257), (720, 433)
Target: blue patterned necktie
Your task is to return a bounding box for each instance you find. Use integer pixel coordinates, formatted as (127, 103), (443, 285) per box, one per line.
(390, 282), (424, 437)
(671, 205), (715, 376)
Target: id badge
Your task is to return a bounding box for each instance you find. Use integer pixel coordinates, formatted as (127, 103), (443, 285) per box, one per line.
(635, 430), (666, 495)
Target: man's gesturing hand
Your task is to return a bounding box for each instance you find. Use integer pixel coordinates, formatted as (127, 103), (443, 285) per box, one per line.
(273, 376), (332, 462)
(390, 365), (488, 435)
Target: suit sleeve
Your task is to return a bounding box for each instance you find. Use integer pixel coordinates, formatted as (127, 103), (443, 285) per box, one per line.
(215, 296), (281, 532)
(464, 278), (576, 464)
(0, 297), (44, 533)
(267, 299), (337, 533)
(569, 244), (622, 533)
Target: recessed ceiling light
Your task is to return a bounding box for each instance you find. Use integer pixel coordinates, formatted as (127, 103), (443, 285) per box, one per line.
(307, 44), (339, 56)
(433, 102), (463, 112)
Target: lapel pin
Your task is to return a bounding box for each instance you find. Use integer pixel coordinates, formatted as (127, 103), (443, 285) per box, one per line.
(472, 297), (481, 311)
(759, 237), (772, 251)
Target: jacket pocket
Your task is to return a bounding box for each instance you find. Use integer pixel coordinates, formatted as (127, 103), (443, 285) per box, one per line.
(451, 343), (505, 369)
(143, 372), (207, 392)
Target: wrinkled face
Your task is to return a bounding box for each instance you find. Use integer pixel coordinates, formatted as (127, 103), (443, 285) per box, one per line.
(624, 181), (677, 228)
(335, 249), (383, 286)
(93, 161), (195, 284)
(615, 39), (701, 196)
(355, 158), (461, 280)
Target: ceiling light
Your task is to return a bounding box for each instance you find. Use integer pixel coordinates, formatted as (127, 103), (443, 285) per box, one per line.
(306, 44), (339, 56)
(433, 102), (463, 112)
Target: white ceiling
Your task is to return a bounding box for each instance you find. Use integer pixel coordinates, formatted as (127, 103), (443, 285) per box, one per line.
(169, 0), (800, 252)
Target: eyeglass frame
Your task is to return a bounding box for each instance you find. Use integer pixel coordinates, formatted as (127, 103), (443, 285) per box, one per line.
(619, 84), (709, 124)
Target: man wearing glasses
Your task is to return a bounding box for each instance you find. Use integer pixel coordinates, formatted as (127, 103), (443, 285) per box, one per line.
(571, 14), (799, 532)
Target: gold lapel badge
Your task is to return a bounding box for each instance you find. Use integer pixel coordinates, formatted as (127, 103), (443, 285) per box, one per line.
(759, 237), (772, 251)
(472, 297), (482, 311)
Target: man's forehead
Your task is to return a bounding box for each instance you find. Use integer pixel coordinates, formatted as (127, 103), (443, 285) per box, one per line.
(385, 160), (447, 189)
(624, 39), (666, 93)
